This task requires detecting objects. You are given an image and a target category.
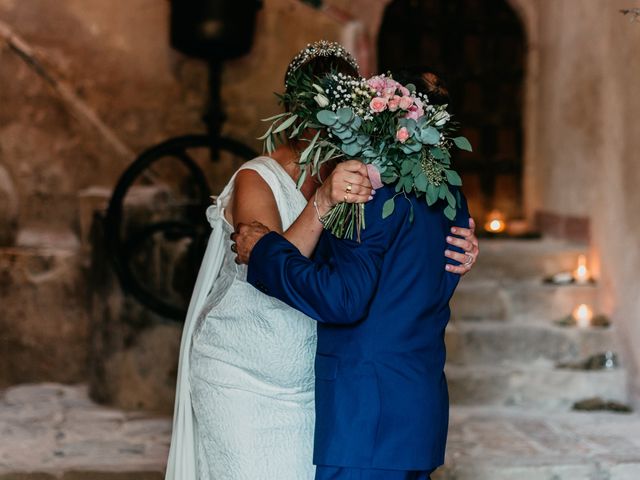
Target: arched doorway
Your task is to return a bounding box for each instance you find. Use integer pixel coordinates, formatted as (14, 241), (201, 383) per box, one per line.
(378, 0), (526, 226)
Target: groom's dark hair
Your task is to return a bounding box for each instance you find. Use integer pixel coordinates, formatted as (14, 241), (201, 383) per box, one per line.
(394, 67), (450, 106)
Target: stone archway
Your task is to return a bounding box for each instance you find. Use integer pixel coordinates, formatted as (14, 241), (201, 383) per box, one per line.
(376, 0), (527, 225)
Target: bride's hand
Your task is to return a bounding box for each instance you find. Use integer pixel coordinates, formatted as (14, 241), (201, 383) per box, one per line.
(314, 160), (374, 214)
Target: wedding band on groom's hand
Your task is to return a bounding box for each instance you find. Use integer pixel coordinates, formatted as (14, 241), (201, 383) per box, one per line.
(463, 253), (474, 266)
(231, 243), (238, 253)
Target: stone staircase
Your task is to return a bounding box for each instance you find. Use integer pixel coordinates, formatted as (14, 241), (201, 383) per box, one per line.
(3, 239), (640, 479)
(436, 239), (640, 479)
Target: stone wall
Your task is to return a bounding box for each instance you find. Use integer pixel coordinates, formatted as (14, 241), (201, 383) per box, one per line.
(3, 0), (640, 410)
(0, 0), (355, 398)
(511, 0), (640, 402)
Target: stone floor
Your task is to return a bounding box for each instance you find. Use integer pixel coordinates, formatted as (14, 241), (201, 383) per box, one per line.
(2, 384), (640, 480)
(0, 384), (170, 480)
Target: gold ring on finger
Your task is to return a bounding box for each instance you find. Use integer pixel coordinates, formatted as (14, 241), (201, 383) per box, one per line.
(344, 193), (349, 202)
(345, 183), (352, 193)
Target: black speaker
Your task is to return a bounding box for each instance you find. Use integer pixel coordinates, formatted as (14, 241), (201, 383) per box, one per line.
(170, 0), (263, 61)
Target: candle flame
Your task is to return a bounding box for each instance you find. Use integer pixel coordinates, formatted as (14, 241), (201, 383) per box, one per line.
(573, 254), (590, 284)
(484, 210), (506, 233)
(573, 303), (593, 328)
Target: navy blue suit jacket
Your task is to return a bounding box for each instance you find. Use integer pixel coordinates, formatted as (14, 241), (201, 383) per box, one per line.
(247, 185), (469, 471)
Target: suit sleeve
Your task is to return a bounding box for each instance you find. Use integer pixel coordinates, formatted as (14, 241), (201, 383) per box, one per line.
(247, 190), (410, 324)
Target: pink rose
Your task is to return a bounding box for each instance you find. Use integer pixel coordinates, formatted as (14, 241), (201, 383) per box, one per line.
(388, 95), (401, 111)
(398, 85), (410, 97)
(370, 96), (388, 113)
(405, 97), (424, 120)
(396, 126), (410, 143)
(398, 95), (414, 110)
(366, 164), (384, 190)
(404, 106), (424, 120)
(366, 76), (386, 94)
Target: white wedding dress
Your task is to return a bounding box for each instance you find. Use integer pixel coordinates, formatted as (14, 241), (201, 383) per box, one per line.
(165, 157), (317, 480)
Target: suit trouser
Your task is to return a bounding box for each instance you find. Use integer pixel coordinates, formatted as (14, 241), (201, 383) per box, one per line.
(315, 466), (436, 480)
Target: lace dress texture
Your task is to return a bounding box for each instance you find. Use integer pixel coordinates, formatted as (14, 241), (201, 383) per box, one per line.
(165, 156), (317, 480)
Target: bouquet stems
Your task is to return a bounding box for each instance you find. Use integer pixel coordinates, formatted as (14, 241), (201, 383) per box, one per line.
(321, 202), (366, 241)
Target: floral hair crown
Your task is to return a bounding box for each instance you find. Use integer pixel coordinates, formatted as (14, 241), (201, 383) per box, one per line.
(285, 40), (360, 85)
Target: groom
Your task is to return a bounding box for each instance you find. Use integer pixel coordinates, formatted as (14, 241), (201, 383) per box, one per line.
(234, 184), (471, 479)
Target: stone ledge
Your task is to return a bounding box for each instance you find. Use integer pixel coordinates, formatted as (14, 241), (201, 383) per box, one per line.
(446, 365), (629, 409)
(445, 321), (618, 365)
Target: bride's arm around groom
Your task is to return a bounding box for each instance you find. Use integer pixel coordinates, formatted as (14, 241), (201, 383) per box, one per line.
(234, 184), (470, 477)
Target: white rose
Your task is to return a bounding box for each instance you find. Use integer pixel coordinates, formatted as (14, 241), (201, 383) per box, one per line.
(433, 110), (450, 126)
(314, 94), (330, 107)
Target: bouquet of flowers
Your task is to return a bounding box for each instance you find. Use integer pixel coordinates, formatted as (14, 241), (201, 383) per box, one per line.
(260, 68), (472, 240)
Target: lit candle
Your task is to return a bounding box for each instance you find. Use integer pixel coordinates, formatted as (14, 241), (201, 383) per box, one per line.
(573, 304), (593, 328)
(573, 255), (590, 284)
(484, 209), (506, 233)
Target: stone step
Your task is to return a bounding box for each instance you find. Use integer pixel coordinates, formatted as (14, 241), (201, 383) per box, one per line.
(463, 239), (588, 282)
(446, 365), (628, 410)
(451, 280), (600, 323)
(433, 406), (640, 480)
(445, 322), (617, 365)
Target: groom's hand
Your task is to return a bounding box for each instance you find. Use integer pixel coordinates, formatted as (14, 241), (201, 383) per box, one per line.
(232, 221), (271, 265)
(445, 218), (480, 275)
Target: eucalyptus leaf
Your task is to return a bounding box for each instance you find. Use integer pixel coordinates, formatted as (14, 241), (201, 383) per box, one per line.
(357, 134), (370, 146)
(438, 184), (448, 200)
(419, 126), (440, 145)
(444, 205), (457, 220)
(426, 183), (437, 206)
(337, 107), (355, 124)
(400, 142), (422, 154)
(317, 110), (338, 126)
(382, 198), (395, 219)
(445, 188), (456, 206)
(400, 159), (413, 176)
(334, 129), (354, 141)
(341, 141), (361, 157)
(445, 169), (463, 186)
(453, 136), (473, 152)
(430, 147), (446, 160)
(415, 172), (428, 192)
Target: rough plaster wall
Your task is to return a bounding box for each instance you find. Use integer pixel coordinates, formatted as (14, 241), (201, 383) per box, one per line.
(0, 0), (208, 243)
(519, 0), (640, 401)
(597, 0), (640, 401)
(220, 0), (346, 153)
(0, 0), (352, 393)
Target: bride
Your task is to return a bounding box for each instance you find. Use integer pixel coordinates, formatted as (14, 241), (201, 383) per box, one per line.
(165, 41), (478, 480)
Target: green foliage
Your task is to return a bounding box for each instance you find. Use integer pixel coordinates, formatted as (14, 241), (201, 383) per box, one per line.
(257, 67), (472, 239)
(382, 198), (395, 219)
